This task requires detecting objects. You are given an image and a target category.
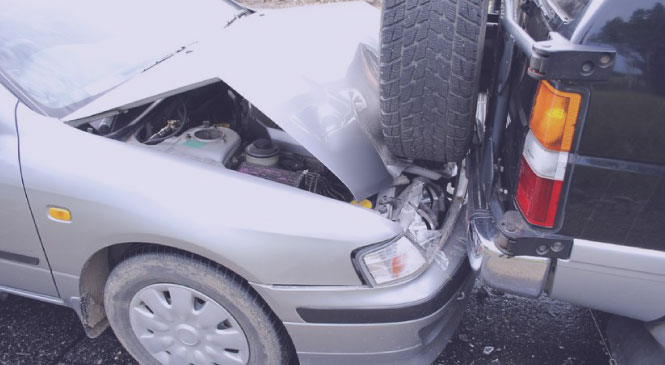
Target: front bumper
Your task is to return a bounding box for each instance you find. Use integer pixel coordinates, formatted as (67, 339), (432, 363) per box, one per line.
(251, 210), (474, 365)
(465, 142), (552, 298)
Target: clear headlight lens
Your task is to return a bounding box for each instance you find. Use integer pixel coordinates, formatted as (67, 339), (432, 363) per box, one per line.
(356, 179), (450, 286)
(358, 236), (426, 285)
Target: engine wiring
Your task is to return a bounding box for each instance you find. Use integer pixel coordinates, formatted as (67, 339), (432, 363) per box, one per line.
(140, 98), (189, 145)
(302, 172), (353, 202)
(104, 98), (164, 140)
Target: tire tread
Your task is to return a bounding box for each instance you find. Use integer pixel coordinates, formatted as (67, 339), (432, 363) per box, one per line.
(380, 0), (487, 162)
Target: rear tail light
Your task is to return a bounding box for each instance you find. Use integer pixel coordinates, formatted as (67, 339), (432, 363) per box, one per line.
(516, 81), (582, 228)
(516, 155), (563, 227)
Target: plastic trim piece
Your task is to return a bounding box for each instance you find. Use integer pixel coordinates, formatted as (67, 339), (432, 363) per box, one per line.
(0, 250), (39, 265)
(0, 284), (63, 305)
(296, 259), (471, 324)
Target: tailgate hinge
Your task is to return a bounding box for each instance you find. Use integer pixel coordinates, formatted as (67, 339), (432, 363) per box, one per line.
(528, 33), (617, 81)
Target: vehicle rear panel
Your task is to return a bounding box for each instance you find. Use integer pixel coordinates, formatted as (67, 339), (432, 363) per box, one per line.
(557, 1), (665, 250)
(502, 0), (665, 250)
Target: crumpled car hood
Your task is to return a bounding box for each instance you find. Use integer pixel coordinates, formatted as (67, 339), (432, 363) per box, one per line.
(64, 2), (397, 199)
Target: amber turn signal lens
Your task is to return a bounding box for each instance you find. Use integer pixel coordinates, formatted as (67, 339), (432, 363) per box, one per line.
(529, 81), (581, 152)
(48, 207), (71, 222)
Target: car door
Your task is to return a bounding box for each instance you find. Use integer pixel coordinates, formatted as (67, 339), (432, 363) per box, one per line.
(0, 84), (58, 297)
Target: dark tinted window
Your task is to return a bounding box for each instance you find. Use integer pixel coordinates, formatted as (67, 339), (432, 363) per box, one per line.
(549, 0), (591, 20)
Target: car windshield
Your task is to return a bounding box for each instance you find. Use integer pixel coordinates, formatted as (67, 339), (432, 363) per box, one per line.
(0, 0), (242, 117)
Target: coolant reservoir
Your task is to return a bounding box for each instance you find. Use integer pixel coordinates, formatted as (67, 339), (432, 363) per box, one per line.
(151, 127), (241, 166)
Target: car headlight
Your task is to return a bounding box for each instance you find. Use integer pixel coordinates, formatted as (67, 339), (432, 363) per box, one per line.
(356, 236), (427, 286)
(355, 179), (447, 286)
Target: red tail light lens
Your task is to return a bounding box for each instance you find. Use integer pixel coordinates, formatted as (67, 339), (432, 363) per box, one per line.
(515, 156), (563, 227)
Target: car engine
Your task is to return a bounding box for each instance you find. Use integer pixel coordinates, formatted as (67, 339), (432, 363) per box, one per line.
(82, 83), (353, 200)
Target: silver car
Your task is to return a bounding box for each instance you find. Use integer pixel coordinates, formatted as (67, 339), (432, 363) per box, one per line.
(0, 0), (473, 364)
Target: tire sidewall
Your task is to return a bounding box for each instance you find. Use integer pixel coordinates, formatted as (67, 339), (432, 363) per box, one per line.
(104, 252), (283, 365)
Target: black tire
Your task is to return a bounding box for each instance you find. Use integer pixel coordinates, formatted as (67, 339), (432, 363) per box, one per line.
(104, 248), (290, 365)
(380, 0), (488, 162)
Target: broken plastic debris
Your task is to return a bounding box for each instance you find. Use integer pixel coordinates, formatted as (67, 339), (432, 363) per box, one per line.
(434, 250), (449, 270)
(396, 180), (445, 265)
(484, 346), (495, 355)
(397, 180), (425, 231)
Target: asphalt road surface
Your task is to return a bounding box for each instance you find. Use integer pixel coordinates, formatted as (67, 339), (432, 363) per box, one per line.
(0, 282), (612, 365)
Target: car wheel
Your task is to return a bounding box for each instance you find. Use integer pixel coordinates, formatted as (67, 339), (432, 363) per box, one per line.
(104, 249), (290, 365)
(380, 0), (489, 162)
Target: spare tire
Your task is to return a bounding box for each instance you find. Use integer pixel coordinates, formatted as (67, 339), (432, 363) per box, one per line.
(380, 0), (488, 162)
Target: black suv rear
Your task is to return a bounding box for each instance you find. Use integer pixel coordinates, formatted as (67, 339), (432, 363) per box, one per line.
(379, 0), (665, 356)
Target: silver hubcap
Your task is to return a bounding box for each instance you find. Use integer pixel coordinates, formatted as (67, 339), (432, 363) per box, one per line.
(129, 283), (249, 365)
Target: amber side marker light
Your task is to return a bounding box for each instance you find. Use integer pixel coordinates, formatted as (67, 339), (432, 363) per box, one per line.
(48, 206), (71, 222)
(516, 81), (582, 228)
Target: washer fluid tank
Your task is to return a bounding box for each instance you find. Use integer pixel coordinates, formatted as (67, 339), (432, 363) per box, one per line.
(152, 127), (241, 166)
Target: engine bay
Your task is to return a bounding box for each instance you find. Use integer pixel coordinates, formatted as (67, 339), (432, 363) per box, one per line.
(77, 82), (458, 234)
(79, 83), (354, 201)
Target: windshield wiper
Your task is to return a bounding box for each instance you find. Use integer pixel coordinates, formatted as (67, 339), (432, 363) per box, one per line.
(226, 8), (252, 28)
(142, 43), (196, 73)
(142, 7), (249, 73)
